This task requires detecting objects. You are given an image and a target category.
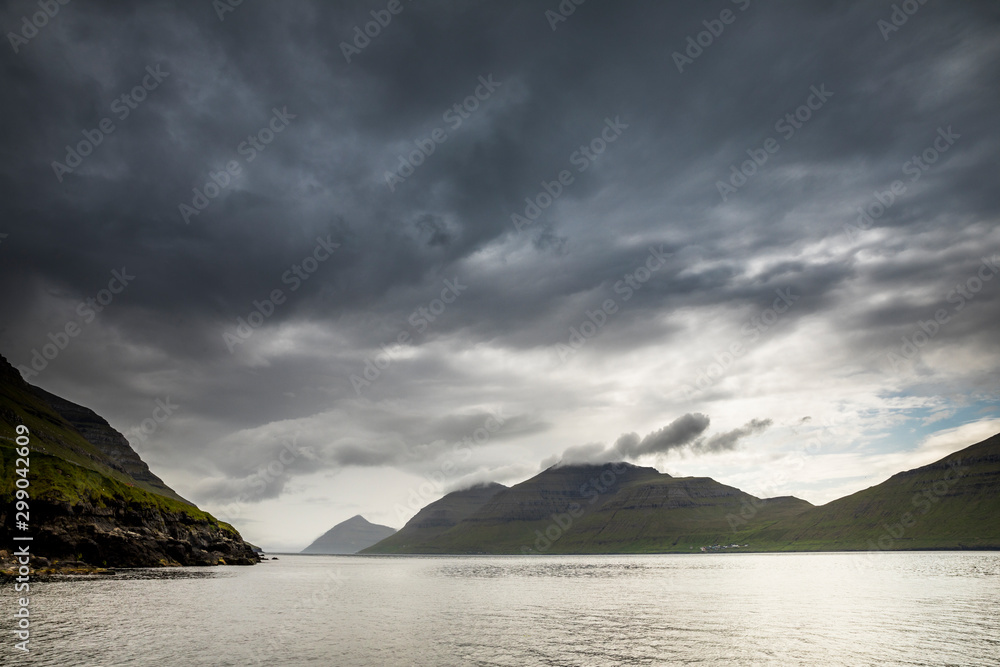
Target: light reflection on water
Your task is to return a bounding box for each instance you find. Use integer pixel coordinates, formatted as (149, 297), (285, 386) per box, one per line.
(9, 552), (1000, 666)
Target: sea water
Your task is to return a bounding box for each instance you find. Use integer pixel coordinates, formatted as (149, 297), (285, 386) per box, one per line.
(8, 552), (999, 666)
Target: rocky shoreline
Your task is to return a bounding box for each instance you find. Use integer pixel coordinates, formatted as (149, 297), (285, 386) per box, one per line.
(1, 352), (260, 572)
(0, 553), (117, 579)
(1, 498), (260, 569)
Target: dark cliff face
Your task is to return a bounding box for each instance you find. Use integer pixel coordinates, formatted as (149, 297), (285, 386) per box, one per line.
(467, 463), (661, 523)
(32, 387), (190, 504)
(0, 353), (259, 568)
(33, 498), (259, 567)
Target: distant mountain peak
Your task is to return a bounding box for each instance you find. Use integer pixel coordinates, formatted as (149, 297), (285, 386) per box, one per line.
(302, 515), (396, 555)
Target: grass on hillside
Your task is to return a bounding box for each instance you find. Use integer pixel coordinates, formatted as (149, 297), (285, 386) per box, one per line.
(0, 376), (236, 531)
(0, 441), (238, 535)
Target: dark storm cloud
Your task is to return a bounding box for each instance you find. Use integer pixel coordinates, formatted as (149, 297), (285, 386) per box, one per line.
(551, 414), (770, 466)
(2, 0), (999, 506)
(613, 413), (712, 459)
(3, 1), (995, 350)
(690, 418), (773, 455)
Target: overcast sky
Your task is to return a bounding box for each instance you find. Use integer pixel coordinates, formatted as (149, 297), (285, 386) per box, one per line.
(2, 0), (999, 551)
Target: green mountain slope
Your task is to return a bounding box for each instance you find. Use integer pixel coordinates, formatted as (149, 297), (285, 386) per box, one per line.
(364, 434), (1000, 554)
(563, 474), (811, 553)
(32, 386), (190, 504)
(370, 463), (813, 554)
(738, 433), (1000, 550)
(0, 354), (258, 568)
(362, 482), (507, 554)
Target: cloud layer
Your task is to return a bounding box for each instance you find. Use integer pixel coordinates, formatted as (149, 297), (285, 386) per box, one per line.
(551, 414), (772, 466)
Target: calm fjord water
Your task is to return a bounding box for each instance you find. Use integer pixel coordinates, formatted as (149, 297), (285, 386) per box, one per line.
(13, 552), (1000, 666)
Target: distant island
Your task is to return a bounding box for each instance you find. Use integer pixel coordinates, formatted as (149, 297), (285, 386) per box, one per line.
(362, 433), (1000, 554)
(0, 354), (258, 573)
(301, 515), (396, 554)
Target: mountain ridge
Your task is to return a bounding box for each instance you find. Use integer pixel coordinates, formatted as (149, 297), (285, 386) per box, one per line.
(362, 434), (1000, 554)
(32, 386), (190, 504)
(0, 354), (259, 569)
(361, 482), (508, 554)
(737, 432), (1000, 550)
